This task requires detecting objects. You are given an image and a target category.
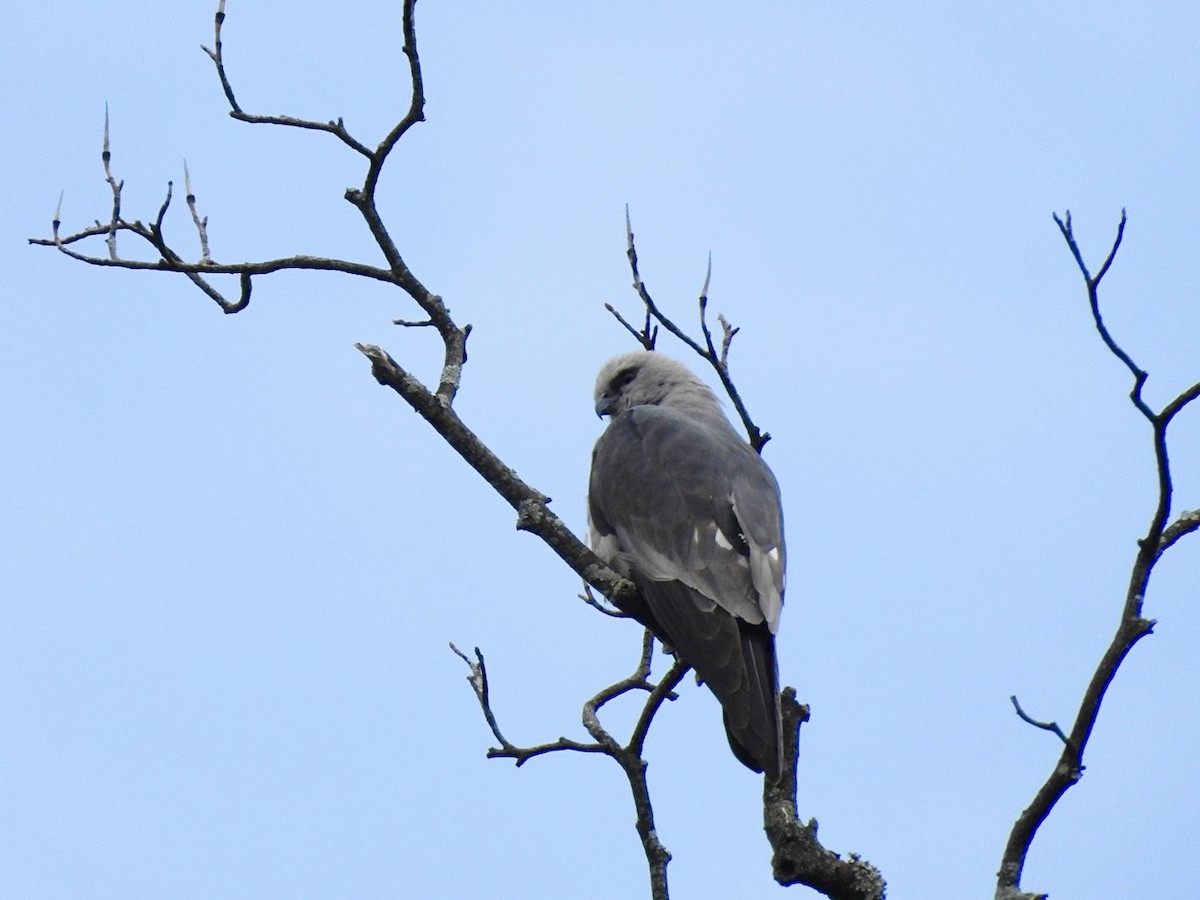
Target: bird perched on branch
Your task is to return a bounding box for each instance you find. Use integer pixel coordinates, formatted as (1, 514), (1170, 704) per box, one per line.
(588, 351), (786, 777)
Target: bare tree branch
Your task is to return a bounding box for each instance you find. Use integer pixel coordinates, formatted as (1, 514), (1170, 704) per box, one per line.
(354, 342), (639, 609)
(1008, 695), (1069, 747)
(31, 125), (395, 315)
(1052, 209), (1152, 420)
(1158, 508), (1200, 557)
(765, 690), (886, 900)
(579, 584), (631, 619)
(183, 160), (213, 264)
(448, 643), (514, 750)
(996, 211), (1200, 900)
(603, 302), (657, 350)
(616, 208), (771, 452)
(717, 313), (740, 371)
(452, 630), (685, 900)
(202, 0), (374, 157)
(101, 106), (121, 261)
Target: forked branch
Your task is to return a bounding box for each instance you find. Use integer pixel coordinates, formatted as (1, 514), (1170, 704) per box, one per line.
(614, 208), (771, 452)
(451, 632), (687, 900)
(996, 212), (1200, 900)
(31, 0), (468, 398)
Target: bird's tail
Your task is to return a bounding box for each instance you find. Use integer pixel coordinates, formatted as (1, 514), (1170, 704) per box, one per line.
(723, 620), (782, 779)
(632, 577), (783, 778)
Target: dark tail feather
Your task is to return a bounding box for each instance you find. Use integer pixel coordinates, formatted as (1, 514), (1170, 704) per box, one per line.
(633, 577), (782, 777)
(722, 620), (782, 779)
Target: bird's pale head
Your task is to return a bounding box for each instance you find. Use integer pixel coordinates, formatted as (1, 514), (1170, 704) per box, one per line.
(593, 351), (722, 419)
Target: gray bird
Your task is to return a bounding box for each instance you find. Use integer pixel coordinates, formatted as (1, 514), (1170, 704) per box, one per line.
(588, 351), (785, 777)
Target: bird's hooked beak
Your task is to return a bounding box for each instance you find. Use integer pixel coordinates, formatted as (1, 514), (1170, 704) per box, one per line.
(595, 393), (617, 418)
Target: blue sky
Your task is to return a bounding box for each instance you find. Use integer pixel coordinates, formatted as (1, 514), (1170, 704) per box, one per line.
(4, 2), (1199, 898)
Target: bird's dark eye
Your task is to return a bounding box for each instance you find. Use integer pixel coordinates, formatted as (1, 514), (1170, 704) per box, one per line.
(614, 367), (638, 389)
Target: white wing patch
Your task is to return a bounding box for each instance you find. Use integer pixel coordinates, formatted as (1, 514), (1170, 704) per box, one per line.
(591, 532), (623, 565)
(589, 509), (635, 578)
(609, 517), (765, 626)
(732, 493), (785, 635)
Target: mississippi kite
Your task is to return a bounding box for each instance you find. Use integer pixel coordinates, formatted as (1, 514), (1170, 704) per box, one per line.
(588, 351), (785, 777)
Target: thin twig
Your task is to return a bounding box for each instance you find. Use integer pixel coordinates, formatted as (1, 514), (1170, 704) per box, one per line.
(152, 181), (173, 236)
(619, 210), (770, 451)
(35, 222), (391, 278)
(1053, 209), (1151, 420)
(448, 642), (511, 749)
(34, 95), (399, 316)
(627, 655), (688, 757)
(364, 0), (426, 197)
(604, 302), (656, 349)
(183, 160), (213, 263)
(101, 107), (121, 261)
(717, 313), (739, 371)
(342, 0), (469, 405)
(202, 0), (373, 157)
(1009, 696), (1069, 746)
(579, 583), (631, 619)
(451, 631), (681, 900)
(697, 255), (722, 369)
(1158, 509), (1200, 557)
